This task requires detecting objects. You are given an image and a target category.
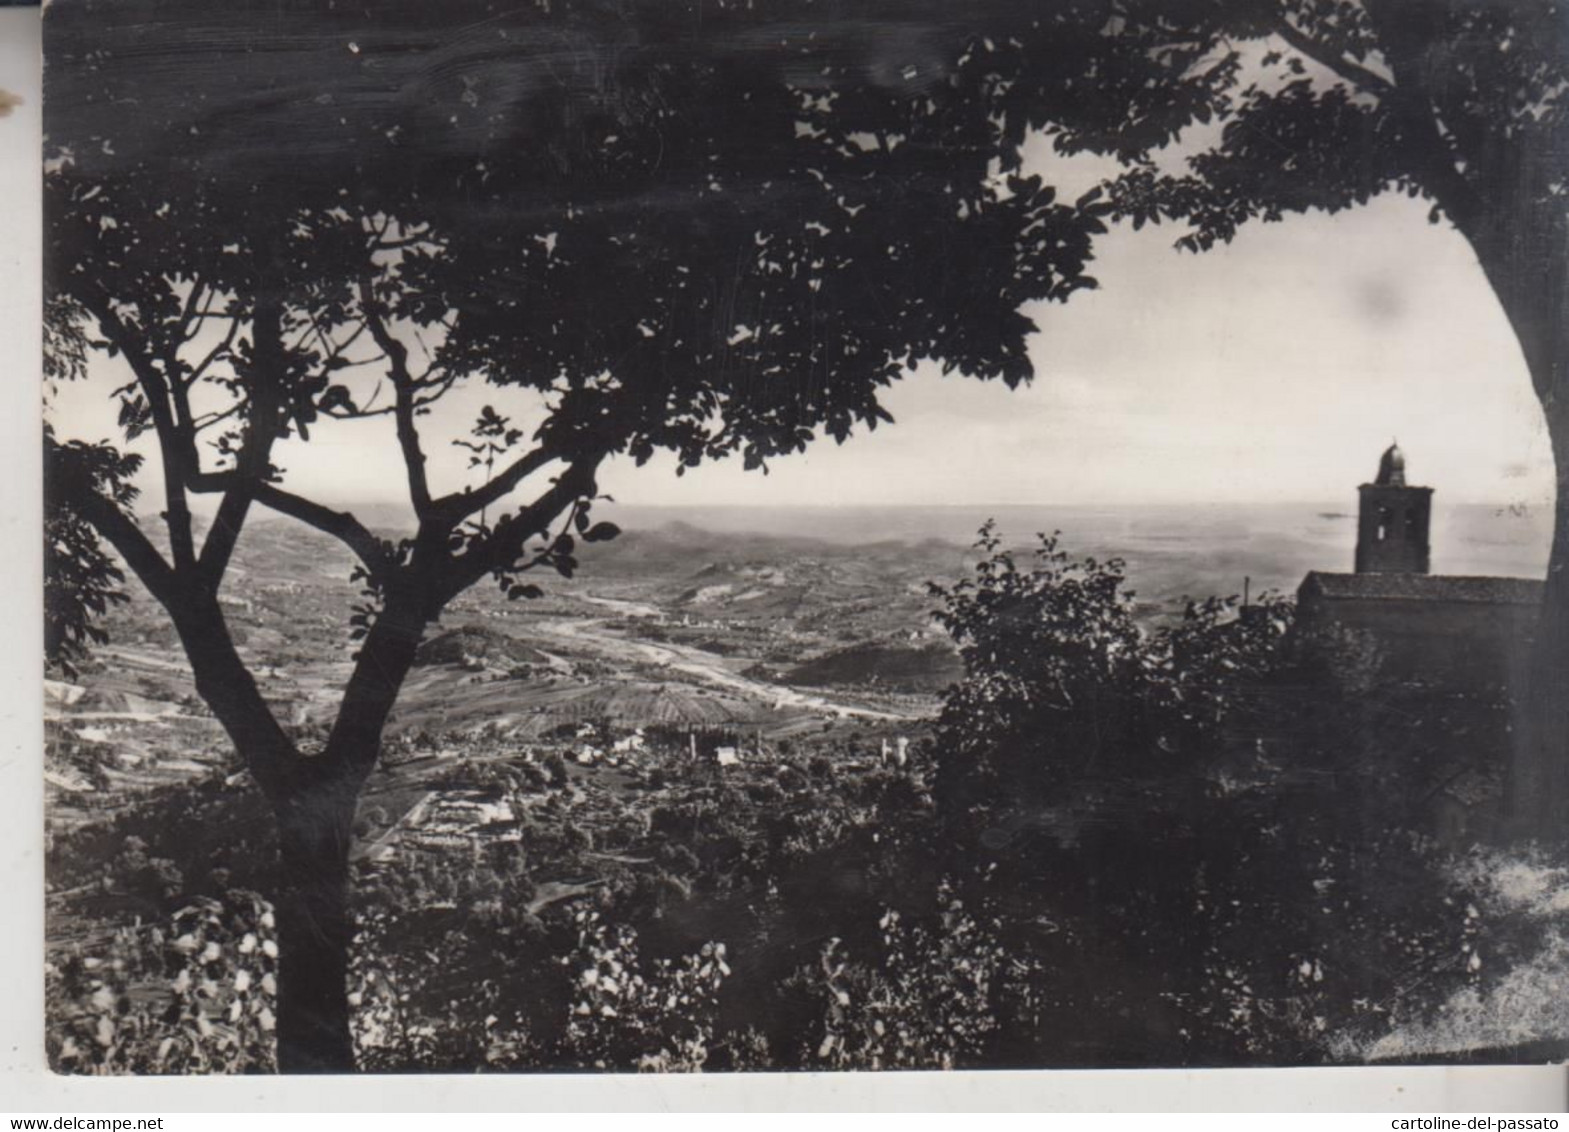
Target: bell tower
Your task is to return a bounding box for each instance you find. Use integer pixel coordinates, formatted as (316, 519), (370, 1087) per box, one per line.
(1355, 442), (1433, 574)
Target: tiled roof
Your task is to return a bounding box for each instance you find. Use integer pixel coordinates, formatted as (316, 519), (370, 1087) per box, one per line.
(1300, 571), (1544, 605)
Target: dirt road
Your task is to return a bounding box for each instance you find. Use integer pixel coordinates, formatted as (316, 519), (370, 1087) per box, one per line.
(540, 596), (919, 722)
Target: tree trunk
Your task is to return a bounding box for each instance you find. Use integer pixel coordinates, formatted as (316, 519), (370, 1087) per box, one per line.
(1468, 249), (1569, 841)
(265, 589), (430, 1071)
(1507, 400), (1569, 843)
(272, 773), (361, 1073)
(1364, 0), (1569, 844)
(170, 592), (375, 1071)
(1470, 224), (1569, 845)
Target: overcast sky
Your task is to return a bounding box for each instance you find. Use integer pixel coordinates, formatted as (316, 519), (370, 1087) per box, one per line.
(55, 142), (1555, 517)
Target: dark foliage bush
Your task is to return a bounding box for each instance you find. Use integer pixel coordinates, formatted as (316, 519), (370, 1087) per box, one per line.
(924, 525), (1519, 1064)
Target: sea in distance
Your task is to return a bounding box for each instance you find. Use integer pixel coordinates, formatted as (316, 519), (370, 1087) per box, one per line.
(599, 500), (1552, 605)
(297, 496), (1550, 613)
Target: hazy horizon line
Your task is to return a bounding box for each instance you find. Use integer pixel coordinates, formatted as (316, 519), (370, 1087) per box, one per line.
(145, 496), (1554, 522)
(240, 496), (1546, 511)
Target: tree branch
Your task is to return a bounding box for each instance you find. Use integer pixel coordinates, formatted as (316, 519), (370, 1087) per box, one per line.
(186, 314), (241, 385)
(1268, 7), (1396, 100)
(197, 291), (287, 583)
(174, 279), (207, 345)
(437, 455), (603, 604)
(254, 485), (390, 580)
(189, 471), (391, 584)
(320, 585), (427, 784)
(1359, 0), (1486, 233)
(430, 444), (560, 526)
(75, 490), (179, 608)
(191, 399), (248, 434)
(358, 274), (432, 517)
(75, 284), (199, 572)
(199, 490), (253, 583)
(371, 234), (440, 251)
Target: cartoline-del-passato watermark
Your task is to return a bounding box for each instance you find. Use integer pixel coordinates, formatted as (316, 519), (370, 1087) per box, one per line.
(1393, 1120), (1559, 1130)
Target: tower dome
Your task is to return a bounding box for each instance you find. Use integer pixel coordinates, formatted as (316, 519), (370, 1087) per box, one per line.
(1375, 442), (1406, 487)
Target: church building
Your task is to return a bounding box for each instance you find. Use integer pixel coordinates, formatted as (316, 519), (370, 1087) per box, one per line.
(1295, 444), (1542, 691)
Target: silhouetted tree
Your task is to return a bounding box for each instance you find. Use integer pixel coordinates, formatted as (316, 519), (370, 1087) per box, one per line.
(43, 0), (1147, 1071)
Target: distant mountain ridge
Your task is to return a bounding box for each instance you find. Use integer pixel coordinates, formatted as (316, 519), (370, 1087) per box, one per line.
(159, 500), (1550, 606)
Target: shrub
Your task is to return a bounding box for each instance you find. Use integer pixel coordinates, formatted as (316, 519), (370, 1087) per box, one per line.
(48, 890), (279, 1074)
(790, 886), (1023, 1070)
(556, 909), (730, 1071)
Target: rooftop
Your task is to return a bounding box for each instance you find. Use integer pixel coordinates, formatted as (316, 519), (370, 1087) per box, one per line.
(1300, 571), (1544, 605)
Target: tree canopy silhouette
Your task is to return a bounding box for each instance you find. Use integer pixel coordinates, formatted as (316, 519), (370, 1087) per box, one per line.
(44, 0), (1227, 1071)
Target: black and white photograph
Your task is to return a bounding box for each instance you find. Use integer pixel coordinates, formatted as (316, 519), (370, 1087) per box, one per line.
(38, 0), (1569, 1080)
